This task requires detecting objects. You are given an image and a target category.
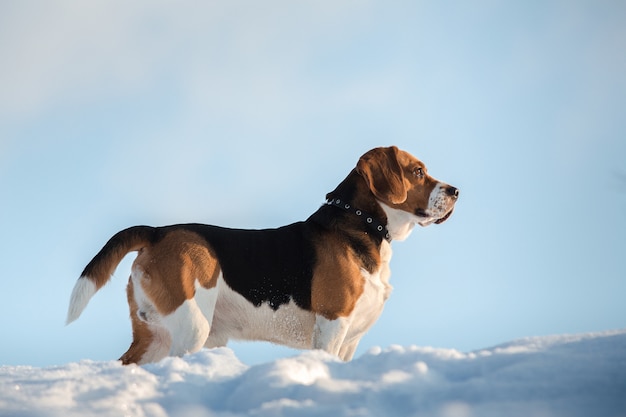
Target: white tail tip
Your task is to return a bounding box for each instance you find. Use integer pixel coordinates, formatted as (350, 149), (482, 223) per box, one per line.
(66, 277), (97, 325)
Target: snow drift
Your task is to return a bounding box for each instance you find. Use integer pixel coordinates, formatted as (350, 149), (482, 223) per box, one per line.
(1, 329), (625, 417)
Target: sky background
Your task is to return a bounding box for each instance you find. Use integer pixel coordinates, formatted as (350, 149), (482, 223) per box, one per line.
(1, 0), (625, 367)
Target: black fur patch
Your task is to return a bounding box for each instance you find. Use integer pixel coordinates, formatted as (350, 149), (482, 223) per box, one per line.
(168, 223), (318, 311)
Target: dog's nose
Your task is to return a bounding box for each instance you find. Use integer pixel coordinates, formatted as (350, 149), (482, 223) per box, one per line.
(446, 186), (459, 199)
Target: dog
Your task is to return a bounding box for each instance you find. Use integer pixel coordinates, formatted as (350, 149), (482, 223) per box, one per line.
(67, 146), (459, 365)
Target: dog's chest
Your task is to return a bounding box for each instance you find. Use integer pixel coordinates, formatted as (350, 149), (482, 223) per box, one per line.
(346, 242), (393, 336)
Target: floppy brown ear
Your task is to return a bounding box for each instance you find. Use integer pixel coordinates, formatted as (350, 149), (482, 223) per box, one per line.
(356, 146), (407, 204)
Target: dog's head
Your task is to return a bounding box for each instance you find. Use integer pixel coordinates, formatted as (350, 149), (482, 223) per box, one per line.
(357, 146), (459, 239)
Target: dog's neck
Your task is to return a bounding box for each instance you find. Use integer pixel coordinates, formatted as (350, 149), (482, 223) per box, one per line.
(378, 202), (418, 241)
(324, 197), (391, 242)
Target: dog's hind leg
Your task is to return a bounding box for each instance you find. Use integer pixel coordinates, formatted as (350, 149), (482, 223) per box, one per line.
(158, 254), (219, 357)
(123, 230), (220, 362)
(120, 277), (171, 365)
(122, 274), (209, 363)
(160, 292), (210, 357)
(132, 270), (210, 359)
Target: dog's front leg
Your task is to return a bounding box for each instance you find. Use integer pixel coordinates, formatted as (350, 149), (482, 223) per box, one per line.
(312, 315), (351, 359)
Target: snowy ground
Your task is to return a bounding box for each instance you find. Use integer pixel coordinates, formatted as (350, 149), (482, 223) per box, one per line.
(1, 329), (625, 417)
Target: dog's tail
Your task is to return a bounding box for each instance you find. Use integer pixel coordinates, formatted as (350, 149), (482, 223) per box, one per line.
(66, 225), (157, 324)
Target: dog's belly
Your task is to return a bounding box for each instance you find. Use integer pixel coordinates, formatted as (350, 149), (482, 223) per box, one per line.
(208, 276), (316, 349)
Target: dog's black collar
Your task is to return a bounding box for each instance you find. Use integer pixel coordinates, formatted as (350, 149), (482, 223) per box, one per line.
(325, 198), (392, 242)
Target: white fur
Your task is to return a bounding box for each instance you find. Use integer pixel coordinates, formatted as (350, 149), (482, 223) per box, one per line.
(380, 203), (420, 241)
(380, 182), (453, 236)
(207, 276), (316, 350)
(66, 277), (97, 324)
(194, 281), (218, 329)
(338, 240), (393, 360)
(137, 325), (171, 365)
(313, 315), (351, 356)
(126, 267), (173, 363)
(161, 297), (210, 357)
(131, 265), (160, 324)
(131, 266), (217, 359)
(425, 183), (451, 222)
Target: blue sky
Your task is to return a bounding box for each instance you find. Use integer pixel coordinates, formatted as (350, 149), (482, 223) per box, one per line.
(1, 1), (625, 367)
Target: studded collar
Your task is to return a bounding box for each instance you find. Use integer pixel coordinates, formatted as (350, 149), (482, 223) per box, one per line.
(325, 198), (392, 242)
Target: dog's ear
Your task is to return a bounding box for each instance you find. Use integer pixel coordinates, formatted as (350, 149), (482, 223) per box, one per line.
(357, 146), (407, 204)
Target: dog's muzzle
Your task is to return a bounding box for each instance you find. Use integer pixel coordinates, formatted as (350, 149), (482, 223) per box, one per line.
(434, 186), (459, 224)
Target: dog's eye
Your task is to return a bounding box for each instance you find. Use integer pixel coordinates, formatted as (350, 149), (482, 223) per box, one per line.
(413, 167), (424, 178)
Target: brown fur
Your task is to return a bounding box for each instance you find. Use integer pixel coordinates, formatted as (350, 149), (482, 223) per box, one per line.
(357, 146), (441, 211)
(394, 149), (441, 212)
(133, 230), (220, 315)
(310, 234), (371, 320)
(357, 146), (407, 205)
(120, 279), (157, 364)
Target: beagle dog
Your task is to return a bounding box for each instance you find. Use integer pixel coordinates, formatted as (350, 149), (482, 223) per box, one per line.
(67, 146), (459, 364)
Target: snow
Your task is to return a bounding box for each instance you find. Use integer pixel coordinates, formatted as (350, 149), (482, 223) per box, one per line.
(1, 330), (625, 417)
